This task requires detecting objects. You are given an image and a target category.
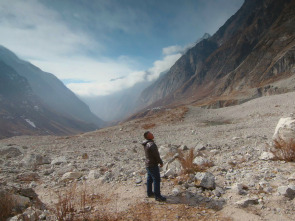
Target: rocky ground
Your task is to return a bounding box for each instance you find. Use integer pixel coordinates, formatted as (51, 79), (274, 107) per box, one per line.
(1, 92), (295, 220)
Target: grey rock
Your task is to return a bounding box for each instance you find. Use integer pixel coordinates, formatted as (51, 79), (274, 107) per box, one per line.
(179, 145), (188, 151)
(61, 172), (83, 182)
(88, 170), (101, 179)
(194, 143), (206, 151)
(135, 177), (142, 184)
(51, 156), (67, 165)
(195, 172), (216, 190)
(235, 197), (259, 207)
(277, 185), (295, 199)
(193, 156), (210, 166)
(21, 154), (51, 168)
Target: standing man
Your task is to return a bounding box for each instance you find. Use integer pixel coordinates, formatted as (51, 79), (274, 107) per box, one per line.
(142, 131), (166, 202)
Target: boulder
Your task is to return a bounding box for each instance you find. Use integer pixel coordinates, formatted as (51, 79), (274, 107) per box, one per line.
(51, 156), (67, 165)
(277, 185), (295, 199)
(21, 154), (51, 167)
(194, 143), (206, 152)
(235, 197), (259, 208)
(88, 170), (101, 179)
(61, 172), (83, 182)
(231, 183), (247, 195)
(164, 168), (175, 177)
(179, 145), (188, 151)
(273, 117), (295, 142)
(259, 152), (275, 161)
(195, 172), (216, 190)
(172, 188), (180, 196)
(193, 156), (210, 166)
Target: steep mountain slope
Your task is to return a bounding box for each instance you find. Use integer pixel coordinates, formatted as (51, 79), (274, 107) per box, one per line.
(0, 61), (100, 139)
(0, 46), (104, 127)
(139, 0), (295, 109)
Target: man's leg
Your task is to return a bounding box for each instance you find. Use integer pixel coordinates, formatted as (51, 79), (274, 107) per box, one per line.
(148, 166), (161, 197)
(146, 168), (154, 196)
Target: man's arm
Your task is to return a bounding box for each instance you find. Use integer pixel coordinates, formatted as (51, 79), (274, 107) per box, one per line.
(150, 143), (163, 166)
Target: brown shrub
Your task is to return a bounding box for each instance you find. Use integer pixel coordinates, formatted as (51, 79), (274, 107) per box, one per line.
(0, 191), (16, 220)
(271, 138), (295, 162)
(177, 149), (200, 175)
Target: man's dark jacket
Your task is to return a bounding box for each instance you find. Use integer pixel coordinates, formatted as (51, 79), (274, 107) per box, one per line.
(142, 140), (163, 167)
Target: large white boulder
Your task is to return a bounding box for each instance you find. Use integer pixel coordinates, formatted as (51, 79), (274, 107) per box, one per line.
(273, 117), (295, 142)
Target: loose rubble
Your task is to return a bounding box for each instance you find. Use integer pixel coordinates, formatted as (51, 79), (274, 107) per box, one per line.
(1, 92), (295, 220)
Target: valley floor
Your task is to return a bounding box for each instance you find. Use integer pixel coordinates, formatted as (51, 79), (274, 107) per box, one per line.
(1, 92), (295, 220)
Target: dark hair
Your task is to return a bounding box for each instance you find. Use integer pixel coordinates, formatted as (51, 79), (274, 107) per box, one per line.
(144, 131), (150, 139)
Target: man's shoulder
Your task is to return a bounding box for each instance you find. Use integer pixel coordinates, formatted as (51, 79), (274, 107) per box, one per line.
(143, 140), (155, 147)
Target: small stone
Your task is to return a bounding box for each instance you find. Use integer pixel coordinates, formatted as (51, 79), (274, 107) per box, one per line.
(61, 172), (83, 182)
(172, 188), (180, 196)
(235, 197), (259, 208)
(179, 145), (188, 151)
(259, 152), (275, 160)
(135, 177), (142, 184)
(193, 157), (210, 166)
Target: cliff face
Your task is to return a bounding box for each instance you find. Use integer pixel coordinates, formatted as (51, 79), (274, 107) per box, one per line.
(138, 0), (295, 109)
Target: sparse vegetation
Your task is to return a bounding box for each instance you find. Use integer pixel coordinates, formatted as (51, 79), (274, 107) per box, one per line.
(176, 149), (213, 176)
(177, 149), (200, 175)
(271, 138), (295, 162)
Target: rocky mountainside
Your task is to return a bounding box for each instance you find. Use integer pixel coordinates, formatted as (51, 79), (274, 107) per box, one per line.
(0, 46), (104, 128)
(0, 61), (99, 139)
(138, 0), (295, 109)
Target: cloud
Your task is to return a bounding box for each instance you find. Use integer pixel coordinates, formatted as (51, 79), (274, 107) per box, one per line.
(0, 0), (99, 59)
(67, 46), (182, 96)
(162, 45), (183, 55)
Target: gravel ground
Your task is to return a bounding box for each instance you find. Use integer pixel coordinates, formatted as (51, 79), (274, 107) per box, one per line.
(1, 91), (295, 220)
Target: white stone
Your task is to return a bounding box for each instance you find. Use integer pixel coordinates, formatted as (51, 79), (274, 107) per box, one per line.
(273, 117), (295, 142)
(172, 188), (180, 196)
(164, 168), (175, 177)
(179, 145), (188, 151)
(193, 156), (210, 166)
(194, 143), (206, 152)
(231, 183), (247, 195)
(88, 170), (101, 179)
(51, 156), (67, 165)
(259, 152), (275, 160)
(61, 172), (83, 182)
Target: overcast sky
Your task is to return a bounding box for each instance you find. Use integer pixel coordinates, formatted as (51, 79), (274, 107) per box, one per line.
(0, 0), (244, 97)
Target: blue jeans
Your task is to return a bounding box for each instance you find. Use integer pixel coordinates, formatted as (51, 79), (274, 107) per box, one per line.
(146, 166), (161, 197)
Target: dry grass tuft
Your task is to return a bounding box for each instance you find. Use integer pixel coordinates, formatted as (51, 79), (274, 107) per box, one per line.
(177, 149), (201, 175)
(0, 191), (16, 220)
(271, 138), (295, 162)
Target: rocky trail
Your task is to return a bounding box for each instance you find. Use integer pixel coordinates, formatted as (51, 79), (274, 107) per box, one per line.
(1, 92), (295, 220)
